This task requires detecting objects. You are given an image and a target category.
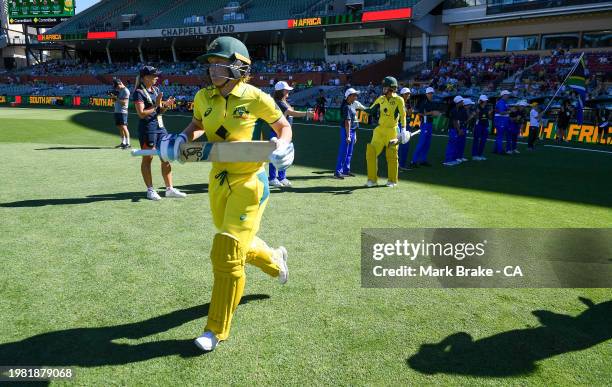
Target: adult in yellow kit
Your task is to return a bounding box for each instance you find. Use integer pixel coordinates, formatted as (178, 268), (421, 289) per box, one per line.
(364, 76), (406, 188)
(168, 37), (294, 351)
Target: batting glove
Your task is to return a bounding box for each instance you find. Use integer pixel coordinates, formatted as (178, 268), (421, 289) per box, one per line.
(269, 137), (295, 171)
(158, 133), (188, 162)
(398, 129), (411, 144)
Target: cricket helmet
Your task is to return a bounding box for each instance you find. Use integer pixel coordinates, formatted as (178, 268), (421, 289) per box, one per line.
(197, 36), (251, 86)
(382, 76), (399, 88)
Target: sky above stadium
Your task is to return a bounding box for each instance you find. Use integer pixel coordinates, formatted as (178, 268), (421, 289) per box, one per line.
(76, 0), (100, 14)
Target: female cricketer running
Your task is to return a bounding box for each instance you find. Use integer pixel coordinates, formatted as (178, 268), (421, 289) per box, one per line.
(364, 76), (407, 187)
(162, 37), (294, 351)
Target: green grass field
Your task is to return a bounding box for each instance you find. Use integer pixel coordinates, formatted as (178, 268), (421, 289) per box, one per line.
(0, 107), (610, 386)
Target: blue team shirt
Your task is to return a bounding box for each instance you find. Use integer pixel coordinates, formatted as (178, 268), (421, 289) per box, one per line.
(133, 86), (163, 133)
(495, 99), (509, 117)
(340, 100), (358, 131)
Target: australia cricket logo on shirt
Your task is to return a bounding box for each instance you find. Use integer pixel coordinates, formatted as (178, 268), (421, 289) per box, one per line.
(232, 106), (250, 119)
(204, 107), (213, 117)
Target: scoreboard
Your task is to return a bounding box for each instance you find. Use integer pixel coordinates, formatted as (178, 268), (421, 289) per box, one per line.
(8, 0), (75, 25)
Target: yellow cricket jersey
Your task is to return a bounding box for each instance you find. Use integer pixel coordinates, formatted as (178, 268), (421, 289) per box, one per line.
(193, 82), (283, 174)
(370, 94), (406, 130)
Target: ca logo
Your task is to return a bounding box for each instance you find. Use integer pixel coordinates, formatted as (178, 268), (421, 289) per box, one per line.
(204, 107), (213, 117)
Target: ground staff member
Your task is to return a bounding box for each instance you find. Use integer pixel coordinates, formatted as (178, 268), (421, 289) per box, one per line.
(164, 37), (293, 351)
(133, 66), (186, 200)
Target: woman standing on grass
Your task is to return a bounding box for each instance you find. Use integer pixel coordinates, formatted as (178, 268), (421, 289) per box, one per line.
(133, 65), (186, 201)
(268, 80), (313, 188)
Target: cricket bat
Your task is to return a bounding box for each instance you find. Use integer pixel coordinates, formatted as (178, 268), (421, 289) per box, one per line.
(131, 141), (276, 163)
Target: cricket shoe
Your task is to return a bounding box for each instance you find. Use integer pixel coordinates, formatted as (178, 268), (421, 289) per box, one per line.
(280, 178), (292, 187)
(506, 150), (513, 155)
(166, 187), (187, 198)
(194, 331), (219, 352)
(365, 180), (377, 187)
(146, 190), (162, 201)
(115, 143), (125, 148)
(443, 161), (459, 166)
(342, 172), (356, 177)
(123, 144), (132, 149)
(333, 173), (344, 179)
(273, 246), (289, 285)
(472, 156), (482, 161)
(460, 158), (469, 162)
(455, 159), (463, 164)
(386, 181), (397, 188)
(269, 178), (283, 187)
(513, 149), (520, 154)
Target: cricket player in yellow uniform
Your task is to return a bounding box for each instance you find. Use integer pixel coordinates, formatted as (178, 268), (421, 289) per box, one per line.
(364, 76), (407, 187)
(165, 37), (294, 351)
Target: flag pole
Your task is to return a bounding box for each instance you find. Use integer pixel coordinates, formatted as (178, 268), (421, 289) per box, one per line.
(541, 52), (585, 116)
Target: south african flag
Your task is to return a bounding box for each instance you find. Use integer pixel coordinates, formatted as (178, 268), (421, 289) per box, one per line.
(566, 55), (586, 125)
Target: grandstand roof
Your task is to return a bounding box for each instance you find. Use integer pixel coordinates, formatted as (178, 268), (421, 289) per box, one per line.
(49, 0), (419, 36)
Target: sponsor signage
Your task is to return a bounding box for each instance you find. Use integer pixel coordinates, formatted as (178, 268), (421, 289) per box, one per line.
(8, 0), (75, 24)
(118, 20), (287, 39)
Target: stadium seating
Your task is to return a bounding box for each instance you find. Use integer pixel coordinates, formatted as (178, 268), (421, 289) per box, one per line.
(141, 0), (227, 30)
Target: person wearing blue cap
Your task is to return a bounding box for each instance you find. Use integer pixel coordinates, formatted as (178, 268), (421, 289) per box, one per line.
(493, 90), (511, 154)
(133, 65), (186, 201)
(410, 87), (439, 168)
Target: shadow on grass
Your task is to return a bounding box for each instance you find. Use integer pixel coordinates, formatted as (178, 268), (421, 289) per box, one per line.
(0, 184), (208, 207)
(407, 297), (611, 377)
(35, 146), (116, 150)
(271, 183), (385, 195)
(61, 111), (612, 207)
(0, 294), (269, 369)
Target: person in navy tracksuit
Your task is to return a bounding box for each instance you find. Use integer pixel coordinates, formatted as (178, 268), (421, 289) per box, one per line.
(493, 90), (511, 154)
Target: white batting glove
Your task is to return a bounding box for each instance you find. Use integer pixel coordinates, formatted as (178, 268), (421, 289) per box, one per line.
(398, 129), (411, 144)
(158, 133), (187, 162)
(269, 137), (294, 171)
